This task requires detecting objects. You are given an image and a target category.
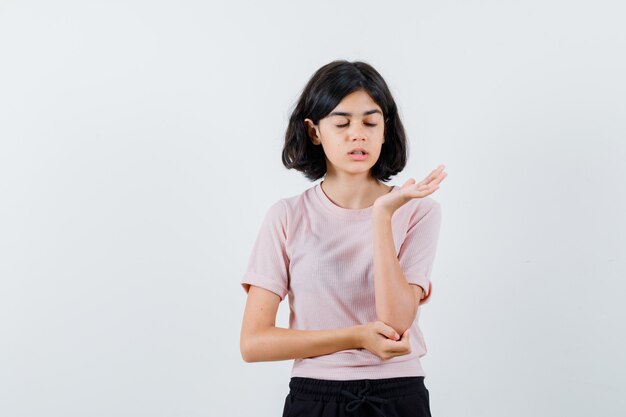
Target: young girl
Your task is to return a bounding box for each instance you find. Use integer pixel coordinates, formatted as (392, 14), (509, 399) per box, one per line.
(240, 60), (447, 417)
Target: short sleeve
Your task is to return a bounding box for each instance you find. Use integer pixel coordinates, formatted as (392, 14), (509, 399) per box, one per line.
(240, 200), (290, 301)
(398, 200), (442, 305)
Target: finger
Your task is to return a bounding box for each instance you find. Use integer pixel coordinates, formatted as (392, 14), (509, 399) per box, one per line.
(387, 329), (409, 345)
(386, 345), (405, 354)
(411, 184), (437, 196)
(402, 178), (417, 190)
(426, 170), (447, 186)
(426, 165), (444, 178)
(377, 322), (400, 340)
(393, 328), (409, 342)
(386, 340), (409, 353)
(406, 178), (444, 199)
(432, 171), (447, 185)
(387, 343), (411, 356)
(419, 173), (445, 192)
(385, 330), (408, 349)
(418, 165), (446, 186)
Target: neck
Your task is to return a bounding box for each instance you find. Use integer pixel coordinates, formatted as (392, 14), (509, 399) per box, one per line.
(320, 173), (391, 210)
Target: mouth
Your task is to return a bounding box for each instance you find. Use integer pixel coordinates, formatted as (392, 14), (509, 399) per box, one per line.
(347, 151), (368, 161)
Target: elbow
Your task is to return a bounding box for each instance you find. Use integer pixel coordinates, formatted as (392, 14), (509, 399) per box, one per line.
(241, 340), (258, 363)
(240, 333), (257, 363)
(240, 339), (250, 363)
(240, 345), (252, 363)
(241, 352), (255, 363)
(241, 327), (273, 363)
(395, 323), (414, 337)
(376, 286), (421, 336)
(377, 316), (415, 337)
(378, 307), (418, 336)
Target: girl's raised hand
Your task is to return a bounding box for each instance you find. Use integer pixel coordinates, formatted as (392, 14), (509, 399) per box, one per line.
(373, 164), (447, 217)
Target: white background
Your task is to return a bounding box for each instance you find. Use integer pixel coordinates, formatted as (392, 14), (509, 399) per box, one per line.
(1, 1), (625, 416)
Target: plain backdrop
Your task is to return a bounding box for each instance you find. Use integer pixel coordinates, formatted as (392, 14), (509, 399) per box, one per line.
(1, 1), (625, 416)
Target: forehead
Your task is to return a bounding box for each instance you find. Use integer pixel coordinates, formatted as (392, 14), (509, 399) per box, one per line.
(328, 109), (383, 117)
(329, 90), (383, 117)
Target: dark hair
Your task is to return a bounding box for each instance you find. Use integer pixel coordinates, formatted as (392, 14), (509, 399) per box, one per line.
(282, 60), (408, 182)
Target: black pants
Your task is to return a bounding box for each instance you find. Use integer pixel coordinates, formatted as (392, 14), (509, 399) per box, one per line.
(282, 376), (431, 417)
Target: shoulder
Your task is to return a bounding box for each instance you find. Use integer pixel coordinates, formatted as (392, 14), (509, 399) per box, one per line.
(262, 184), (315, 226)
(422, 197), (441, 216)
(274, 183), (317, 215)
(396, 197), (441, 235)
(405, 196), (441, 219)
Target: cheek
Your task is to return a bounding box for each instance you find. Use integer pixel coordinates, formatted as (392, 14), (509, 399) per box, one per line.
(372, 145), (385, 159)
(321, 142), (342, 157)
(327, 140), (343, 152)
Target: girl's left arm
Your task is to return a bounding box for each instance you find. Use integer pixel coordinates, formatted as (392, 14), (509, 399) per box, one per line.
(371, 209), (420, 336)
(371, 166), (447, 335)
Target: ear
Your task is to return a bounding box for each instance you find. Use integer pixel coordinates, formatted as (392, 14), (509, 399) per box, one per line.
(304, 118), (321, 145)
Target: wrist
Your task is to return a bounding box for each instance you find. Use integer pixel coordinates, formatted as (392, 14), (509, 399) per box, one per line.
(371, 206), (393, 221)
(349, 324), (364, 349)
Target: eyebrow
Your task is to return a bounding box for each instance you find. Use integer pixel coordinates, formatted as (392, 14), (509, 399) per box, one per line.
(328, 109), (383, 117)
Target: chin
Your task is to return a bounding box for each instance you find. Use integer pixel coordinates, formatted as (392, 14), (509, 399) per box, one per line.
(344, 166), (374, 174)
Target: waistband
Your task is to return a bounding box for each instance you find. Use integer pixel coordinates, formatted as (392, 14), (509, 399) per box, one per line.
(289, 376), (426, 401)
(289, 376), (427, 417)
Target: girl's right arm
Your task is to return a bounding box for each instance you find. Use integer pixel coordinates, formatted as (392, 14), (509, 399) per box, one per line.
(240, 285), (410, 362)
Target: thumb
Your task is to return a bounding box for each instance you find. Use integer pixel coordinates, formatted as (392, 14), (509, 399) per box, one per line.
(401, 328), (410, 340)
(382, 326), (401, 341)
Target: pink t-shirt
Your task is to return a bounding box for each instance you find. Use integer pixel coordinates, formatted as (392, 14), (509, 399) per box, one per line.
(240, 182), (442, 380)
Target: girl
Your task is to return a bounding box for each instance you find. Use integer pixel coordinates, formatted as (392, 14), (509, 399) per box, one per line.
(240, 60), (447, 417)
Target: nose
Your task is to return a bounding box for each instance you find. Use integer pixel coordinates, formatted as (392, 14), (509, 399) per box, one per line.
(348, 125), (368, 141)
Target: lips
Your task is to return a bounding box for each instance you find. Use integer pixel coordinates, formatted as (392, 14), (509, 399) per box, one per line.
(348, 152), (368, 161)
(348, 148), (368, 155)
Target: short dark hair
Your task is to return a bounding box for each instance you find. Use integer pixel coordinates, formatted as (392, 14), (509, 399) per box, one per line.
(282, 60), (408, 182)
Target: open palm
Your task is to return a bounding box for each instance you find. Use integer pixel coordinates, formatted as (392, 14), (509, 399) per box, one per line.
(373, 164), (447, 216)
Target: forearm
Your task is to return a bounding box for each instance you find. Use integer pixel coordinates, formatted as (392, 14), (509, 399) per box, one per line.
(372, 209), (417, 335)
(242, 325), (363, 363)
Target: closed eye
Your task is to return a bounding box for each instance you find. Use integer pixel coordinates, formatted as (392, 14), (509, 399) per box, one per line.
(336, 123), (378, 128)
